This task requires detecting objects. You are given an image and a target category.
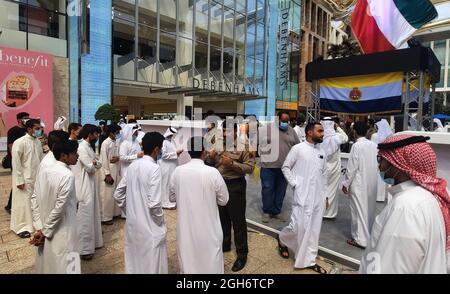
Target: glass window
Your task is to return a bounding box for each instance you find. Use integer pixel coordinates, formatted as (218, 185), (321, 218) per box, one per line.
(210, 45), (222, 75)
(137, 24), (157, 84)
(113, 0), (136, 23)
(246, 17), (256, 60)
(236, 0), (246, 14)
(160, 0), (176, 34)
(179, 0), (194, 39)
(138, 0), (157, 27)
(28, 0), (66, 13)
(159, 32), (176, 85)
(223, 0), (235, 9)
(434, 40), (446, 88)
(177, 36), (193, 87)
(210, 1), (223, 45)
(113, 18), (135, 80)
(255, 21), (265, 60)
(246, 56), (255, 81)
(26, 6), (66, 39)
(195, 0), (209, 43)
(223, 6), (234, 78)
(195, 41), (208, 78)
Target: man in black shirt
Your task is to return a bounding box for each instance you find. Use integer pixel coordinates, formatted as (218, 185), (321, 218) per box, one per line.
(4, 112), (29, 213)
(98, 121), (108, 153)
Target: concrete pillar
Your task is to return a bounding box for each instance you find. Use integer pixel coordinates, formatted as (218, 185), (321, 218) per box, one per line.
(128, 97), (141, 117)
(237, 101), (245, 115)
(176, 94), (194, 119)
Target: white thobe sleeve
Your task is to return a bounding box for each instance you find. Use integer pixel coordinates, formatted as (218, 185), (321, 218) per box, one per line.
(11, 141), (25, 186)
(214, 170), (229, 206)
(30, 180), (43, 230)
(342, 145), (358, 189)
(100, 141), (111, 176)
(147, 167), (164, 226)
(336, 127), (349, 144)
(169, 171), (177, 203)
(41, 175), (74, 239)
(78, 146), (98, 174)
(161, 141), (177, 160)
(322, 153), (329, 201)
(282, 147), (298, 188)
(361, 208), (427, 274)
(114, 173), (127, 212)
(119, 142), (138, 162)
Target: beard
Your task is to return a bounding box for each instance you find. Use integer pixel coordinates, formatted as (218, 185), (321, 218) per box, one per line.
(313, 137), (324, 144)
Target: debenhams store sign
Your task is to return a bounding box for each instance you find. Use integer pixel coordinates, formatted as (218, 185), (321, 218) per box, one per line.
(193, 78), (262, 96)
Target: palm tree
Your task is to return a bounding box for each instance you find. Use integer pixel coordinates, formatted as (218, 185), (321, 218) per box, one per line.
(327, 36), (361, 59)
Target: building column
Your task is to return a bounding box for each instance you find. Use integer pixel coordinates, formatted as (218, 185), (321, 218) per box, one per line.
(237, 101), (245, 115)
(176, 94), (194, 119)
(128, 97), (141, 118)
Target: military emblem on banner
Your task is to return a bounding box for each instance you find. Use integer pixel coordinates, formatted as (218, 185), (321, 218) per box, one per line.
(349, 87), (362, 102)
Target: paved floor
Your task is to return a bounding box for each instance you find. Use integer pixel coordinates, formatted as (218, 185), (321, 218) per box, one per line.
(245, 171), (386, 261)
(0, 171), (356, 274)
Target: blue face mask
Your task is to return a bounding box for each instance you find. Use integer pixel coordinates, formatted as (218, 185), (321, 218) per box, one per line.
(34, 129), (43, 138)
(380, 169), (395, 185)
(115, 133), (122, 141)
(280, 122), (289, 131)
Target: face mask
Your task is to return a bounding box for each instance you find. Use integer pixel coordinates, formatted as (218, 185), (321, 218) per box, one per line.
(115, 133), (122, 141)
(380, 166), (396, 185)
(77, 139), (83, 144)
(132, 135), (137, 142)
(33, 129), (43, 138)
(280, 122), (289, 131)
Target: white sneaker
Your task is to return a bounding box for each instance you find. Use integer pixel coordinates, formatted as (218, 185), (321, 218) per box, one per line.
(262, 213), (270, 223)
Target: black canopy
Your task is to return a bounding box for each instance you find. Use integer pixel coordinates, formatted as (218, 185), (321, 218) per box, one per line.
(306, 47), (441, 84)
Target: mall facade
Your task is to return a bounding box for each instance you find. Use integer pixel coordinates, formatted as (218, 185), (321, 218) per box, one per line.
(0, 0), (311, 124)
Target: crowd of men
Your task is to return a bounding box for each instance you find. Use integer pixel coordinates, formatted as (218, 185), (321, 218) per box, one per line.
(2, 111), (449, 274)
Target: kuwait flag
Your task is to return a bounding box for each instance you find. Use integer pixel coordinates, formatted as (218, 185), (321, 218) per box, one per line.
(352, 0), (437, 54)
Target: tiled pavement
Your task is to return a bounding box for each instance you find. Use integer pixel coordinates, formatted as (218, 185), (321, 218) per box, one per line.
(0, 171), (356, 274)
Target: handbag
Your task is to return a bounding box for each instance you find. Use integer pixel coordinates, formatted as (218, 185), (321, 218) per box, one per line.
(2, 154), (12, 169)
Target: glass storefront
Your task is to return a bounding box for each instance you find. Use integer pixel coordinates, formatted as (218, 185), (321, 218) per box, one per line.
(245, 0), (300, 117)
(0, 0), (68, 57)
(113, 0), (268, 100)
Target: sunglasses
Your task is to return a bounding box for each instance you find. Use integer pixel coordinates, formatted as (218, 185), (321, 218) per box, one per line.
(377, 155), (383, 163)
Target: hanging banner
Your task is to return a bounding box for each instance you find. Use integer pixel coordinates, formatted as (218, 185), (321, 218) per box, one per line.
(278, 0), (290, 92)
(0, 47), (54, 145)
(319, 72), (403, 114)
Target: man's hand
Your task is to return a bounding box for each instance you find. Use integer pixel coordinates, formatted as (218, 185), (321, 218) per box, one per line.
(104, 175), (114, 185)
(110, 156), (120, 164)
(17, 184), (25, 190)
(92, 159), (98, 166)
(137, 152), (144, 158)
(221, 155), (233, 167)
(176, 149), (184, 156)
(30, 230), (45, 247)
(209, 149), (217, 159)
(342, 186), (349, 195)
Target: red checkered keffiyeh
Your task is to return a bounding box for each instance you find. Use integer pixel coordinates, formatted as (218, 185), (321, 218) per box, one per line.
(379, 134), (450, 250)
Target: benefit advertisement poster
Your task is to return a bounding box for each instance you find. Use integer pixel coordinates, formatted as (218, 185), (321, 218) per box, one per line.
(0, 46), (54, 150)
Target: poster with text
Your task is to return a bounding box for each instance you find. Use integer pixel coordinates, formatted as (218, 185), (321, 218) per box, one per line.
(0, 46), (54, 149)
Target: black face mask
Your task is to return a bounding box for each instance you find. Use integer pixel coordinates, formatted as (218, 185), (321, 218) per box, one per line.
(90, 140), (96, 150)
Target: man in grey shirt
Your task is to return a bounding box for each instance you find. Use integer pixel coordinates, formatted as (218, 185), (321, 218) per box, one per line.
(259, 111), (300, 222)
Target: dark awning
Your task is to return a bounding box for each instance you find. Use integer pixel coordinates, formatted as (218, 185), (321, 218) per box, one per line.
(306, 47), (441, 84)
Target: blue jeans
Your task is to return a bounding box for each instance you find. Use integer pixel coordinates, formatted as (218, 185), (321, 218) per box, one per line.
(260, 168), (288, 215)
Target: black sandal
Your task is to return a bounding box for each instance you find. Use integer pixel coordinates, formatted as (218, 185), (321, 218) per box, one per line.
(277, 235), (289, 259)
(347, 239), (366, 250)
(307, 264), (327, 274)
